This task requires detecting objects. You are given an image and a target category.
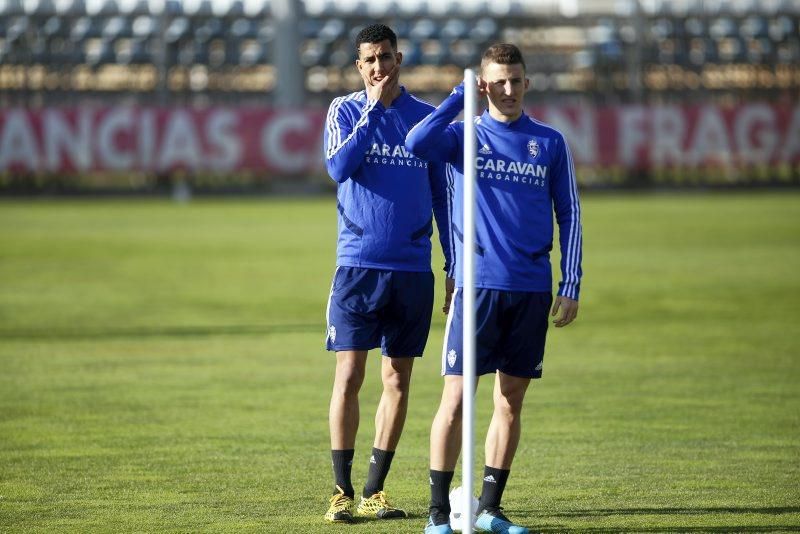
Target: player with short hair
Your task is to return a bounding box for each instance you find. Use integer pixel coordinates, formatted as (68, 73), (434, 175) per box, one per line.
(323, 23), (453, 524)
(406, 43), (583, 534)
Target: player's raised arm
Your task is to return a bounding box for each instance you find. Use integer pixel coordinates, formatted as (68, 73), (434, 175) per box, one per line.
(324, 95), (386, 183)
(550, 133), (583, 326)
(404, 84), (464, 164)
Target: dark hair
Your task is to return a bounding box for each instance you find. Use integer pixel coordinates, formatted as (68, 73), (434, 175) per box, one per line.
(481, 43), (526, 72)
(355, 24), (398, 51)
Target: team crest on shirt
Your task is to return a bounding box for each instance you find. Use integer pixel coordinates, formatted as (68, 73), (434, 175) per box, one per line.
(527, 139), (540, 158)
(328, 325), (337, 343)
(447, 349), (457, 368)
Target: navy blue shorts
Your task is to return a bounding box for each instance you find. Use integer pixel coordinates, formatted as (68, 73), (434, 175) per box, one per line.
(325, 266), (435, 357)
(442, 288), (552, 378)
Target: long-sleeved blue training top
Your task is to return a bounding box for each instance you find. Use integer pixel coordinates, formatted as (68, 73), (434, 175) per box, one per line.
(324, 86), (451, 273)
(405, 83), (583, 299)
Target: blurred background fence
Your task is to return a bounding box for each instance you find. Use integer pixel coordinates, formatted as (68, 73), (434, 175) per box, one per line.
(1, 0), (799, 193)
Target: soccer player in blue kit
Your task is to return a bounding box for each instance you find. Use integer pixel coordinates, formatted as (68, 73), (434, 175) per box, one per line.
(406, 44), (583, 534)
(323, 24), (453, 523)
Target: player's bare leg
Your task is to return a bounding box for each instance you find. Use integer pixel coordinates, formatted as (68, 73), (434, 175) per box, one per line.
(326, 350), (367, 523)
(357, 356), (414, 519)
(425, 375), (479, 532)
(430, 375), (467, 471)
(373, 356), (414, 451)
(485, 371), (530, 469)
(329, 350), (368, 450)
(475, 371), (531, 533)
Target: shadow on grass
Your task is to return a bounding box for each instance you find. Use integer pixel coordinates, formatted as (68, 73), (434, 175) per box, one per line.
(535, 528), (800, 533)
(0, 323), (322, 340)
(350, 512), (425, 523)
(526, 506), (800, 533)
(547, 506), (800, 517)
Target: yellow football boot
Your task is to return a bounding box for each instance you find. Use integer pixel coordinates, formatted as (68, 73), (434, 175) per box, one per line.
(324, 485), (354, 523)
(356, 490), (408, 519)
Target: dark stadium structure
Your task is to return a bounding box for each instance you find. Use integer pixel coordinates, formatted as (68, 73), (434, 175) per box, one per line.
(1, 0), (798, 106)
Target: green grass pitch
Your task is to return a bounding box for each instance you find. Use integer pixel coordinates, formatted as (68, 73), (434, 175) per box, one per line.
(1, 193), (798, 532)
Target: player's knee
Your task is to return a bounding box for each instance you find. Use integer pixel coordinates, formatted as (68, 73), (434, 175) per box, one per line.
(441, 386), (463, 418)
(382, 371), (411, 395)
(334, 364), (365, 396)
(495, 375), (529, 414)
(435, 399), (462, 429)
(494, 392), (524, 418)
(382, 357), (413, 391)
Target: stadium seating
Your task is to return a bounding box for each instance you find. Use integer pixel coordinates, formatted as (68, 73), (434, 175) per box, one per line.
(0, 0), (798, 103)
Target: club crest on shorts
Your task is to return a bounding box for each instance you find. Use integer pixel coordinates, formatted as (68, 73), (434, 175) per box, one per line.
(328, 325), (336, 343)
(447, 349), (457, 368)
(527, 139), (540, 158)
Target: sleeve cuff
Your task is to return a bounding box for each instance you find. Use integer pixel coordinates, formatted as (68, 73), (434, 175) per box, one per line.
(557, 282), (580, 300)
(366, 99), (385, 112)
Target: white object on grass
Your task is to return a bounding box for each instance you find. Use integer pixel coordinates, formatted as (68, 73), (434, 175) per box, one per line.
(449, 485), (479, 532)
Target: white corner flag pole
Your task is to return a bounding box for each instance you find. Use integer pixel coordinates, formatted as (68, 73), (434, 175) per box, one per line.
(461, 68), (477, 534)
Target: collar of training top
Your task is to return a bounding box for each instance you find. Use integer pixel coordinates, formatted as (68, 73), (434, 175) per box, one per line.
(480, 109), (529, 130)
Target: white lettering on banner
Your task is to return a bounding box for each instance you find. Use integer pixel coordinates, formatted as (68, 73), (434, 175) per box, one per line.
(541, 108), (596, 164)
(44, 109), (92, 172)
(652, 106), (685, 166)
(159, 110), (201, 171)
(261, 113), (312, 173)
(735, 104), (777, 165)
(619, 107), (646, 166)
(206, 110), (241, 171)
(3, 105), (800, 175)
(781, 106), (800, 162)
(689, 107), (732, 166)
(0, 110), (39, 171)
(97, 108), (135, 170)
(615, 104), (799, 167)
(139, 109), (156, 171)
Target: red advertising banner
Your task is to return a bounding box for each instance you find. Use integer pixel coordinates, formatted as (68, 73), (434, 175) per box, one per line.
(528, 103), (800, 170)
(1, 104), (798, 180)
(0, 107), (327, 175)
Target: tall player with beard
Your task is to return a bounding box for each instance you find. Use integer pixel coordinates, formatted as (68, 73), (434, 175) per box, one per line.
(323, 24), (453, 523)
(406, 44), (583, 534)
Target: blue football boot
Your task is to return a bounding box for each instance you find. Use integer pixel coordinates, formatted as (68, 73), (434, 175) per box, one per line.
(424, 510), (454, 534)
(474, 508), (529, 533)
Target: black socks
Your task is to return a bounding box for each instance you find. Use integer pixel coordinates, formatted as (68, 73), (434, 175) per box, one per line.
(429, 466), (509, 524)
(331, 449), (355, 498)
(363, 447), (395, 497)
(428, 469), (455, 523)
(332, 447), (398, 499)
(477, 465), (510, 513)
